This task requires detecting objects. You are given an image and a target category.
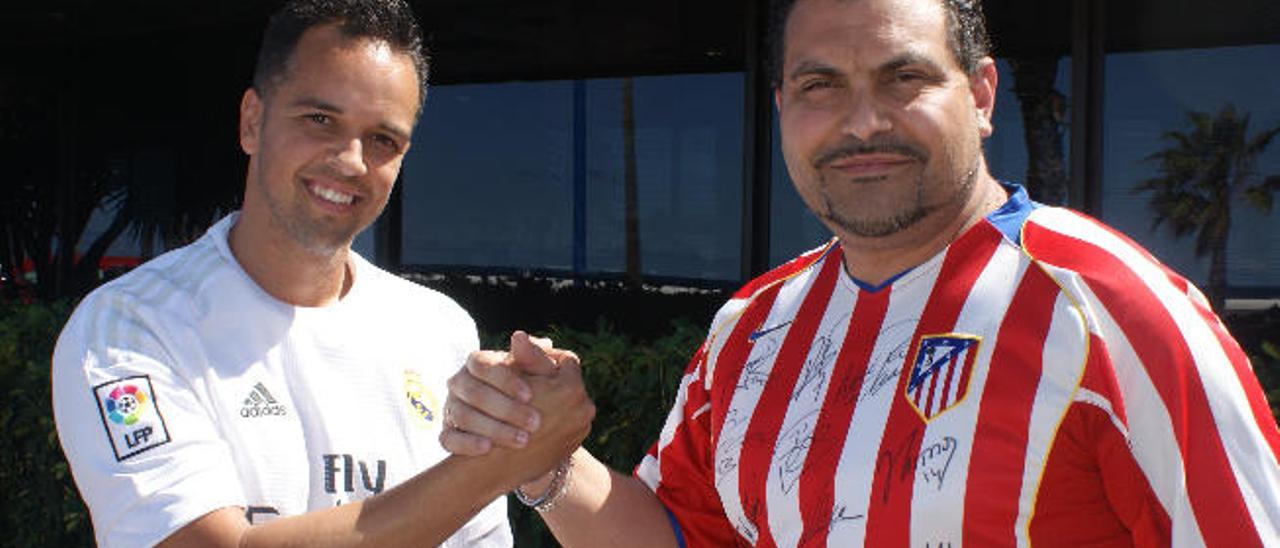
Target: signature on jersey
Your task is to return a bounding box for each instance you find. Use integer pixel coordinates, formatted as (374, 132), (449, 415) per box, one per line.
(919, 436), (958, 490)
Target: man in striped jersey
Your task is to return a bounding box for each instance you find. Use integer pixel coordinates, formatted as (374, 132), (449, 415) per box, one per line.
(442, 0), (1280, 545)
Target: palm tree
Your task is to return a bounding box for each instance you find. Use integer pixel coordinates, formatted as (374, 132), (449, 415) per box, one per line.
(621, 77), (642, 287)
(1010, 54), (1069, 206)
(1136, 104), (1280, 311)
(1, 52), (241, 302)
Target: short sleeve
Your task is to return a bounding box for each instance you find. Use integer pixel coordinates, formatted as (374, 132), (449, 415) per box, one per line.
(52, 289), (245, 548)
(443, 295), (480, 368)
(634, 344), (741, 546)
(1021, 207), (1280, 544)
(1094, 285), (1280, 545)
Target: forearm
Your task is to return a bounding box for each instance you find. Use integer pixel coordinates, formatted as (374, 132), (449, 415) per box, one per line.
(163, 454), (516, 548)
(249, 455), (509, 547)
(535, 448), (678, 548)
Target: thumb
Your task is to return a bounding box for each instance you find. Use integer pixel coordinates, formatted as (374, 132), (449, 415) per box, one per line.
(547, 348), (579, 370)
(510, 330), (557, 375)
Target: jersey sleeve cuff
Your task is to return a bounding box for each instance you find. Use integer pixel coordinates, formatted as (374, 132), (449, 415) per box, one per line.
(663, 503), (688, 548)
(99, 461), (246, 548)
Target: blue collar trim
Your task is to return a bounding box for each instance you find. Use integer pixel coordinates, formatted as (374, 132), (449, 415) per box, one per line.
(986, 182), (1039, 245)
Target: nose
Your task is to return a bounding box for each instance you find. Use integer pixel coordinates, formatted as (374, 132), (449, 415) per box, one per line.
(329, 137), (368, 178)
(839, 92), (892, 141)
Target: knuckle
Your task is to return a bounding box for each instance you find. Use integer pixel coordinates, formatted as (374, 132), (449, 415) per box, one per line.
(459, 412), (485, 433)
(452, 380), (476, 402)
(557, 352), (580, 368)
(503, 374), (527, 392)
(439, 430), (468, 453)
(468, 350), (502, 370)
(486, 366), (515, 386)
(453, 399), (476, 418)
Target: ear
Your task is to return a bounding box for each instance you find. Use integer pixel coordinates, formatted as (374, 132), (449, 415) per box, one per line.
(774, 86), (784, 113)
(239, 88), (264, 155)
(969, 57), (998, 138)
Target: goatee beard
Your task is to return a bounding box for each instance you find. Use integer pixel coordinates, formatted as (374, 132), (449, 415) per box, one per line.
(821, 164), (979, 239)
(821, 175), (934, 237)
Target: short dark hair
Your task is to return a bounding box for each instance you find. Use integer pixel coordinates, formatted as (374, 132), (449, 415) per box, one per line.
(767, 0), (992, 87)
(252, 0), (429, 105)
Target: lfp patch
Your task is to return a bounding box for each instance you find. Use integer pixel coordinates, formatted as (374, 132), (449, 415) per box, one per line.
(905, 334), (982, 421)
(93, 375), (171, 461)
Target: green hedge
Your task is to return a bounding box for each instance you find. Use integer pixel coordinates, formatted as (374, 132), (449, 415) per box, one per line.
(498, 319), (703, 547)
(1227, 308), (1280, 419)
(0, 300), (92, 548)
(0, 299), (703, 548)
(3, 298), (1278, 547)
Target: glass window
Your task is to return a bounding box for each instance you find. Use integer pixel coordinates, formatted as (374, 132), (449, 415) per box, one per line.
(984, 58), (1073, 201)
(768, 119), (830, 265)
(1101, 45), (1280, 294)
(583, 74), (744, 280)
(401, 81), (575, 270)
(401, 73), (745, 281)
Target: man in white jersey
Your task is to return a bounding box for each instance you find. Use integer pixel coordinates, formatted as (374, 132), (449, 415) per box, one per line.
(51, 1), (594, 547)
(440, 0), (1280, 546)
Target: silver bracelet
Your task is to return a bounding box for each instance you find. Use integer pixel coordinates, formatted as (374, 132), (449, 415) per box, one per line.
(513, 455), (574, 512)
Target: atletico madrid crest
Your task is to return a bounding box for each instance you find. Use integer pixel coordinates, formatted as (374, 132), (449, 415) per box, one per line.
(905, 334), (982, 421)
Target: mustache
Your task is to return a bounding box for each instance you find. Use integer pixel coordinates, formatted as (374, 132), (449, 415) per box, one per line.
(812, 137), (928, 168)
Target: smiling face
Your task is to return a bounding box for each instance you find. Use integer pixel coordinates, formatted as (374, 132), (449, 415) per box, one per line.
(775, 0), (996, 240)
(238, 23), (420, 257)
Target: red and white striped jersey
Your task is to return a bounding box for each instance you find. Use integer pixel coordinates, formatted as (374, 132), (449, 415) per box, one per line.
(634, 186), (1280, 547)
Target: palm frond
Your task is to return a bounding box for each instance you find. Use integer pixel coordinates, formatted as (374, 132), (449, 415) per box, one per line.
(1135, 104), (1279, 267)
(1246, 125), (1280, 157)
(1243, 185), (1274, 214)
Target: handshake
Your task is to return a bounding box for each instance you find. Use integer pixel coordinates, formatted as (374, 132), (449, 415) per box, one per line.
(439, 331), (681, 547)
(440, 331), (597, 497)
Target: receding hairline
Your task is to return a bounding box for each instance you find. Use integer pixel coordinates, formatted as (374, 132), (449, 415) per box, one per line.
(782, 1), (960, 75)
(259, 22), (423, 95)
(250, 0), (431, 116)
(771, 0), (991, 87)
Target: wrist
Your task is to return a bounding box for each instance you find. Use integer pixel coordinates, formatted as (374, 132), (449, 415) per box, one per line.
(519, 470), (557, 498)
(513, 455), (574, 512)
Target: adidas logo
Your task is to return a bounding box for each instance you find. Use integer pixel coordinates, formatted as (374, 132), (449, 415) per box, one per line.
(240, 382), (288, 418)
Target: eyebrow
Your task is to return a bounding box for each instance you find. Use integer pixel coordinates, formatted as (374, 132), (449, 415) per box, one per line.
(786, 60), (841, 82)
(291, 96), (412, 142)
(880, 52), (944, 75)
(786, 51), (947, 83)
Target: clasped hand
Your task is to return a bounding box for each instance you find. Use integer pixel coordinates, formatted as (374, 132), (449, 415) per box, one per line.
(440, 331), (594, 489)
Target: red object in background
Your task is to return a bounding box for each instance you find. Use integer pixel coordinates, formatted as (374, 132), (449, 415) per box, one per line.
(97, 256), (143, 270)
(4, 255), (142, 303)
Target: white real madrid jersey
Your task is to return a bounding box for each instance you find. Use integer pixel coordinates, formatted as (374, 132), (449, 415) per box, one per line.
(52, 213), (511, 548)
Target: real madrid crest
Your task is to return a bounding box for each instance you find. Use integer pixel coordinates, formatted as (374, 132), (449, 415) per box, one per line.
(403, 370), (441, 429)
